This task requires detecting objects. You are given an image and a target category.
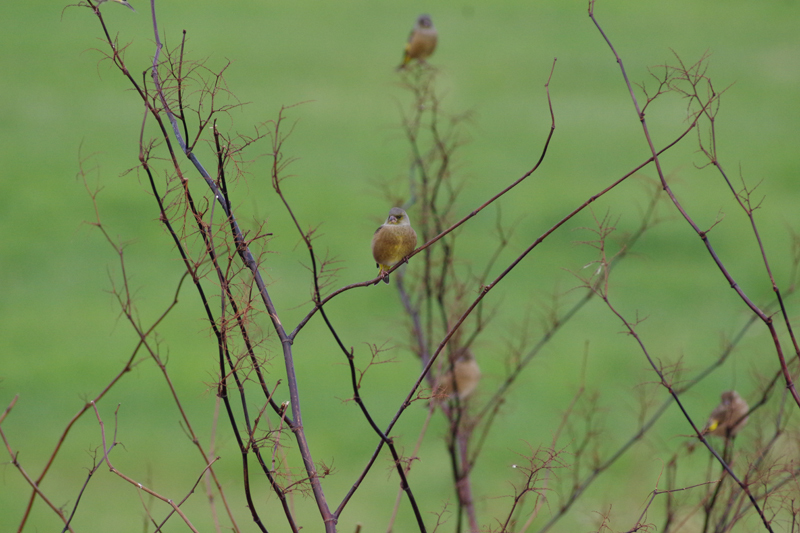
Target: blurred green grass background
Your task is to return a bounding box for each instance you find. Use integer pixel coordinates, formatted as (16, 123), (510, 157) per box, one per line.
(1, 0), (799, 531)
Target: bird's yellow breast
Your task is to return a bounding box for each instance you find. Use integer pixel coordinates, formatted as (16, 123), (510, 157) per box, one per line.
(372, 224), (417, 268)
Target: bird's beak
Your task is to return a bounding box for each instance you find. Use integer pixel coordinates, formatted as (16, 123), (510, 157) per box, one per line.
(388, 215), (399, 224)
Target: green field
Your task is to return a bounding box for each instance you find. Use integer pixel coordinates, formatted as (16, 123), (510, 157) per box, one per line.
(2, 0), (799, 531)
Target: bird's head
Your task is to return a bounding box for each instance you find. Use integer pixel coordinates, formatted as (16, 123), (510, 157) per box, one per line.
(386, 207), (410, 226)
(721, 390), (739, 405)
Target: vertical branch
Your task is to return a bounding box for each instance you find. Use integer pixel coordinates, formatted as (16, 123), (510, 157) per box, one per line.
(145, 5), (335, 529)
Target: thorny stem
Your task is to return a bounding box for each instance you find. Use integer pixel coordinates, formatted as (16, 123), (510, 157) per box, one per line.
(672, 48), (800, 367)
(146, 4), (333, 529)
(91, 402), (202, 532)
(590, 4), (777, 530)
(589, 1), (799, 418)
(598, 280), (772, 531)
(15, 164), (219, 531)
(0, 404), (76, 532)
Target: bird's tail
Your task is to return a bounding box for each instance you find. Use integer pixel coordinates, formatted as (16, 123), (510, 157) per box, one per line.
(396, 54), (411, 71)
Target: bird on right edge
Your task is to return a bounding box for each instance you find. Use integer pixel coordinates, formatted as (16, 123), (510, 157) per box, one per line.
(702, 390), (749, 439)
(371, 207), (417, 284)
(397, 14), (438, 70)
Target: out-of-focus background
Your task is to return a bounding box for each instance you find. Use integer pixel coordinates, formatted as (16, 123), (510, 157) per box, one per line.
(1, 0), (799, 531)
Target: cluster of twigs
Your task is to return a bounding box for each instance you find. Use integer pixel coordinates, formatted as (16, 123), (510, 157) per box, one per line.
(1, 1), (799, 532)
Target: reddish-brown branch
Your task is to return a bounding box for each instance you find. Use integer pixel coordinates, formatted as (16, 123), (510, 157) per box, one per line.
(588, 1), (800, 414)
(595, 278), (772, 531)
(0, 402), (75, 532)
(90, 402), (202, 532)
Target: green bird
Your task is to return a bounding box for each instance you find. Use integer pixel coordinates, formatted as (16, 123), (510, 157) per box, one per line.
(371, 207), (417, 284)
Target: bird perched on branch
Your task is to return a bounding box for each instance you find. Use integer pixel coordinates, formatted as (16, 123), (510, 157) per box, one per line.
(95, 0), (135, 11)
(397, 14), (438, 70)
(702, 390), (749, 438)
(436, 348), (481, 401)
(371, 207), (417, 284)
